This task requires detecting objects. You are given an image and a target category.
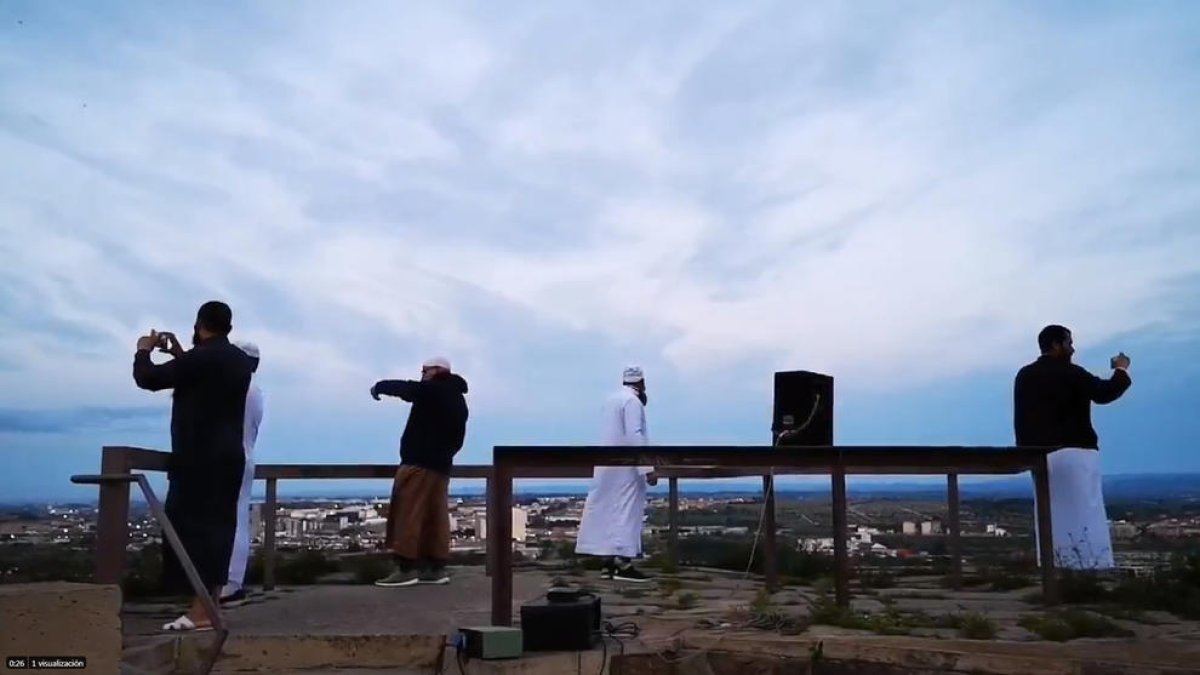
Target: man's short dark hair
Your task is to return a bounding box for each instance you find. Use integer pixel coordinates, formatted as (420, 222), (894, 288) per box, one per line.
(196, 301), (233, 335)
(1038, 324), (1071, 353)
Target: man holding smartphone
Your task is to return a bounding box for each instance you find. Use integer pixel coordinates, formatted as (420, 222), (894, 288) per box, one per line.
(1013, 325), (1132, 570)
(133, 301), (254, 631)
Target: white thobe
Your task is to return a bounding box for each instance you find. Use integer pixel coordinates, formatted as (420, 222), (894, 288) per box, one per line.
(1033, 447), (1115, 570)
(575, 386), (652, 558)
(225, 380), (264, 593)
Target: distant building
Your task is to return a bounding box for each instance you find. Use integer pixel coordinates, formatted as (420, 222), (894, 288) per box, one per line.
(473, 507), (528, 542)
(799, 537), (836, 553)
(512, 507), (528, 542)
(920, 520), (942, 535)
(250, 503), (264, 541)
(902, 521), (918, 535)
(1110, 520), (1138, 539)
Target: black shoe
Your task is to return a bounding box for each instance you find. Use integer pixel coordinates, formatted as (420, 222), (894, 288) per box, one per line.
(375, 568), (421, 587)
(219, 589), (247, 607)
(419, 568), (450, 585)
(613, 565), (651, 583)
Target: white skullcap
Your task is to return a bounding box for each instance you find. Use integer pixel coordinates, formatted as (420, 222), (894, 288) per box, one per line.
(622, 365), (644, 383)
(423, 356), (451, 370)
(236, 341), (260, 359)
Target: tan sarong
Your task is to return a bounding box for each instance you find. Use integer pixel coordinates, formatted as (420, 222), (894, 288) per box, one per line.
(385, 465), (450, 563)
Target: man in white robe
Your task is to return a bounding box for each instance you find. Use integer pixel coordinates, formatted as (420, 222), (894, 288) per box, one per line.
(221, 341), (264, 606)
(575, 366), (657, 582)
(1014, 325), (1130, 570)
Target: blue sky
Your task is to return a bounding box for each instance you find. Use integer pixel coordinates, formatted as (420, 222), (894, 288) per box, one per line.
(1, 2), (1199, 502)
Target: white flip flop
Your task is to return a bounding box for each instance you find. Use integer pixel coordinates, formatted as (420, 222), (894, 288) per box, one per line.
(162, 615), (214, 632)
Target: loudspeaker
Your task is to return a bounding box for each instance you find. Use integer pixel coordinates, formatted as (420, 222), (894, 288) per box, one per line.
(772, 370), (834, 446)
(520, 593), (601, 652)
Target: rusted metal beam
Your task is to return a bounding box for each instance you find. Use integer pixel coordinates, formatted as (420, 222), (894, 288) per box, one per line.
(667, 477), (679, 570)
(82, 442), (1062, 629)
(254, 464), (495, 480)
(251, 464), (594, 480)
(263, 478), (278, 591)
(117, 447), (172, 471)
(831, 462), (850, 607)
(73, 473), (227, 675)
(94, 447), (133, 585)
(489, 463), (514, 626)
(761, 474), (778, 592)
(97, 451), (1050, 484)
(947, 473), (963, 591)
(132, 474), (228, 675)
(491, 445), (1055, 475)
(484, 474), (496, 577)
(1032, 457), (1058, 605)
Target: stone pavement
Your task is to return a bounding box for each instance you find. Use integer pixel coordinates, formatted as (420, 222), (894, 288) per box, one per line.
(119, 565), (1200, 673)
(124, 567), (551, 637)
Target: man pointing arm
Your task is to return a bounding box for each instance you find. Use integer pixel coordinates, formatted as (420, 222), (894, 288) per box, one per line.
(372, 357), (469, 588)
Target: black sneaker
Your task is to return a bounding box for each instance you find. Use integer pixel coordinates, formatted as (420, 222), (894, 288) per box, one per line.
(613, 565), (651, 583)
(418, 569), (450, 585)
(599, 562), (615, 580)
(219, 589), (247, 608)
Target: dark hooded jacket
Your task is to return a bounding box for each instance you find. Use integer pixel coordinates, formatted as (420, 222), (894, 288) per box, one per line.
(373, 372), (469, 475)
(1013, 355), (1130, 450)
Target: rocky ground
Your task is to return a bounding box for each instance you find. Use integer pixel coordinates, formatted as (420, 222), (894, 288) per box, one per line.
(552, 564), (1200, 645)
(123, 563), (1200, 645)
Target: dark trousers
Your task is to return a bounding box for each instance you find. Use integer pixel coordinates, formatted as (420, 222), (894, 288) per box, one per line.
(161, 455), (244, 594)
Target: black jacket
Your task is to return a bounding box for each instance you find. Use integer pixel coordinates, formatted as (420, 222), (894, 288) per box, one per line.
(133, 336), (254, 476)
(374, 372), (469, 475)
(1013, 355), (1131, 450)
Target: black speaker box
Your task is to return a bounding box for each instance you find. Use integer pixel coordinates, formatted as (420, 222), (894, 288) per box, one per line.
(772, 370), (834, 446)
(520, 594), (601, 652)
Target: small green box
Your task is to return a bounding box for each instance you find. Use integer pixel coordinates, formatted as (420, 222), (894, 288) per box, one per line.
(458, 625), (524, 660)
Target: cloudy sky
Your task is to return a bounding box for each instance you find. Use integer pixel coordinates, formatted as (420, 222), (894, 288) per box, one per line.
(2, 1), (1198, 502)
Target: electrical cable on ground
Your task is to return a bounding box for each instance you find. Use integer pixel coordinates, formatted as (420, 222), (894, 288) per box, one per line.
(473, 395), (824, 672)
(594, 620), (639, 674)
(646, 395), (822, 666)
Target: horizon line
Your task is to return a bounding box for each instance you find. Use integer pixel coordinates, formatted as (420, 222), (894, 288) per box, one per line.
(10, 471), (1199, 506)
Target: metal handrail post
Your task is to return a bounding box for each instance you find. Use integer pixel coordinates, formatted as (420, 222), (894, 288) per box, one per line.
(72, 473), (228, 675)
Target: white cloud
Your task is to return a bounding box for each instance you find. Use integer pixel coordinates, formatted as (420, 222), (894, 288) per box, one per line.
(0, 0), (1198, 424)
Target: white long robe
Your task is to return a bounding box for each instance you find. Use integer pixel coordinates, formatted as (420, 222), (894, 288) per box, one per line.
(1033, 447), (1115, 570)
(575, 386), (652, 558)
(224, 381), (264, 593)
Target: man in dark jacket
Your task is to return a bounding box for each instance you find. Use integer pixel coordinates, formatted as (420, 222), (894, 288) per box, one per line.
(370, 357), (469, 587)
(1013, 324), (1131, 570)
(133, 300), (254, 631)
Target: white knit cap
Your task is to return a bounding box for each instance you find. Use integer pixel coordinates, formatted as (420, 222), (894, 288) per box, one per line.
(236, 341), (260, 359)
(622, 365), (644, 384)
(423, 356), (451, 370)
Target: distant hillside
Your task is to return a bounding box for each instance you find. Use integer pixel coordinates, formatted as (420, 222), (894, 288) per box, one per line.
(11, 472), (1199, 507)
(673, 473), (1200, 501)
(496, 473), (1200, 501)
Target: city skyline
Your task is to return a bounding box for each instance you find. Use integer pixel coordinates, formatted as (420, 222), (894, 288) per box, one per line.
(3, 2), (1199, 500)
(7, 471), (1200, 507)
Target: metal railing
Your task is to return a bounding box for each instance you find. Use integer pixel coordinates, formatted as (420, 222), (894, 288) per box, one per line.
(485, 444), (1060, 626)
(70, 472), (227, 675)
(80, 444), (1060, 631)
